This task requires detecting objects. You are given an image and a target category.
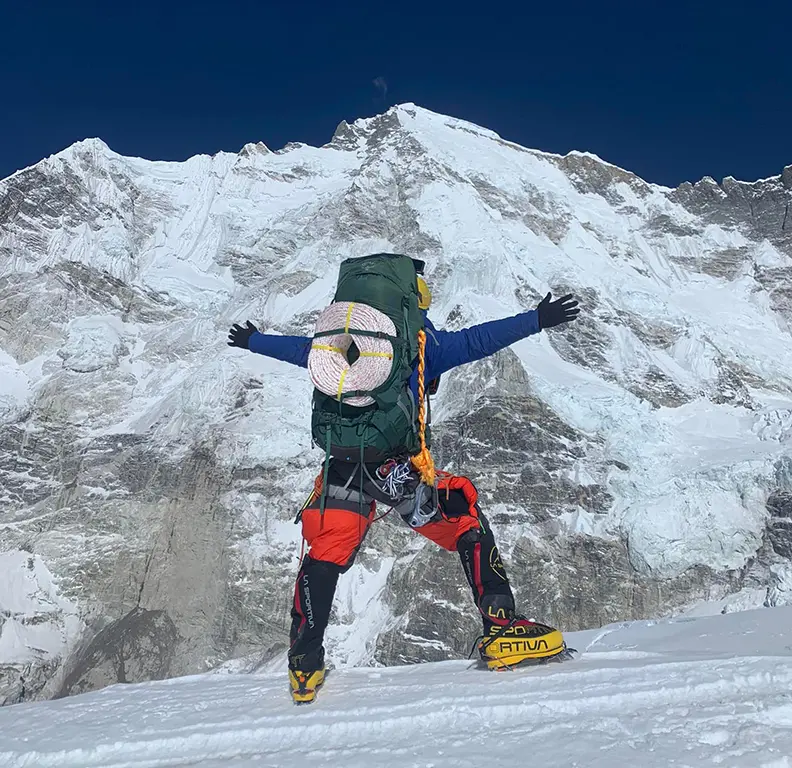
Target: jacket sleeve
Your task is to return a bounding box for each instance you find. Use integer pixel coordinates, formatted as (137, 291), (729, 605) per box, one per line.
(426, 311), (541, 378)
(248, 332), (311, 368)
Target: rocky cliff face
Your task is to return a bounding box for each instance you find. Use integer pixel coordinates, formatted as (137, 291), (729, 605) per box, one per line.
(1, 104), (791, 702)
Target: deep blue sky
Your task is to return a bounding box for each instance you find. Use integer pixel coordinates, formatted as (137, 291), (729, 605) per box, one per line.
(2, 1), (790, 187)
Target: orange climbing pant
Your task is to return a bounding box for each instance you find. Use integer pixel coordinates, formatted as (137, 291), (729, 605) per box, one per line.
(299, 474), (376, 567)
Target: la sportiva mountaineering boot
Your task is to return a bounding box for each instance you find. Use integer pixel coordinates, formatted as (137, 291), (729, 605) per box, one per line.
(289, 665), (326, 704)
(288, 641), (326, 705)
(477, 613), (568, 670)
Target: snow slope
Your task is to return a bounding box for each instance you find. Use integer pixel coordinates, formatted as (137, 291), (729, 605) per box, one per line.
(1, 607), (791, 768)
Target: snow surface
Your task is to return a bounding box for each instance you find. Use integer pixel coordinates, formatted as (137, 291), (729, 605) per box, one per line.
(0, 606), (791, 767)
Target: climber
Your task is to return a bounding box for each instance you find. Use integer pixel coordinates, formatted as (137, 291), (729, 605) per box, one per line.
(228, 254), (580, 703)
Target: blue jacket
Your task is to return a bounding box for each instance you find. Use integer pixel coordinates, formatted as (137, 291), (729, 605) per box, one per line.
(249, 310), (541, 399)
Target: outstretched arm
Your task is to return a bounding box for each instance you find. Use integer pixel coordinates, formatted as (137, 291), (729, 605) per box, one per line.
(228, 321), (311, 368)
(427, 312), (540, 377)
(426, 294), (579, 378)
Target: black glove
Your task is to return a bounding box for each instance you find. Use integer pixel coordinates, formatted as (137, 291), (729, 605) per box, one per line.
(227, 321), (259, 349)
(537, 293), (580, 329)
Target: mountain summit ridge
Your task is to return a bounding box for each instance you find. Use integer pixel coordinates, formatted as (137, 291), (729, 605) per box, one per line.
(11, 104), (789, 189)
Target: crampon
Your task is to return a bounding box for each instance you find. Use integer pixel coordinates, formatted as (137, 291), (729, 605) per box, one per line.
(472, 615), (578, 671)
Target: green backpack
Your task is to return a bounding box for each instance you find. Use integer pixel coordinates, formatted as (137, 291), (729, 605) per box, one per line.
(311, 253), (426, 464)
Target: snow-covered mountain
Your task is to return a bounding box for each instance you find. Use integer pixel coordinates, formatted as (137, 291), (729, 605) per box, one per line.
(1, 104), (791, 704)
(1, 606), (791, 766)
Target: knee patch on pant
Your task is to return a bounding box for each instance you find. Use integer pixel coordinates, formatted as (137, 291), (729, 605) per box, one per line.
(456, 527), (482, 549)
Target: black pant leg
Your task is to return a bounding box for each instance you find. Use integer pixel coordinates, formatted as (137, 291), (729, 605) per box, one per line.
(288, 555), (342, 671)
(456, 514), (516, 630)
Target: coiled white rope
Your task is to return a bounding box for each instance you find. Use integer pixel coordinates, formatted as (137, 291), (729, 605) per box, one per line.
(308, 302), (396, 407)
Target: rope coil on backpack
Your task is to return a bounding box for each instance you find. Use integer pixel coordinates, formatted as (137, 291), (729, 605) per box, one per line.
(308, 302), (396, 406)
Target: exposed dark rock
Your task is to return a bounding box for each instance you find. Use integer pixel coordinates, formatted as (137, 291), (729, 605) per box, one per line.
(671, 171), (792, 257)
(755, 266), (792, 322)
(768, 520), (792, 560)
(553, 153), (651, 202)
(510, 534), (752, 632)
(56, 608), (179, 697)
(627, 366), (692, 409)
(766, 489), (792, 560)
